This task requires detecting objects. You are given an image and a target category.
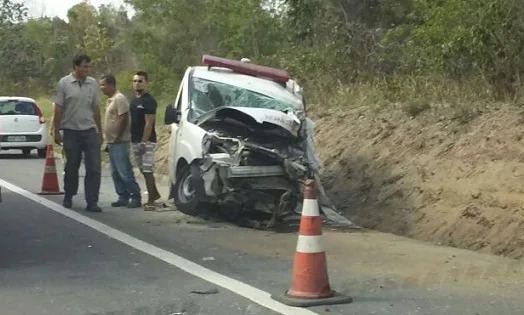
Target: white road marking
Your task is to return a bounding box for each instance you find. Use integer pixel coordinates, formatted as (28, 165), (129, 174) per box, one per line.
(0, 179), (319, 315)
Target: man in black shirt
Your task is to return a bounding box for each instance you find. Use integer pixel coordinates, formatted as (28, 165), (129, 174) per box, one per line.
(130, 71), (162, 210)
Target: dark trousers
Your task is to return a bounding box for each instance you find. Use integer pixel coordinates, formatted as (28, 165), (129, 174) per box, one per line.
(62, 128), (101, 205)
(108, 142), (141, 202)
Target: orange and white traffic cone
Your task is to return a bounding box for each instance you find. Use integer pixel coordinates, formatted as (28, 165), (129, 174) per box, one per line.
(271, 179), (352, 307)
(38, 144), (64, 195)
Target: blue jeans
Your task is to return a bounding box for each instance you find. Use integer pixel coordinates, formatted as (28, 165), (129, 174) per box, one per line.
(108, 142), (141, 202)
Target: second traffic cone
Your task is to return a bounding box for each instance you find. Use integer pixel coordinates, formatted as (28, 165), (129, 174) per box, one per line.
(38, 144), (64, 195)
(271, 179), (352, 307)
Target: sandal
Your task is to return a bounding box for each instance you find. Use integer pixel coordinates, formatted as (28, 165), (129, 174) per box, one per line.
(153, 200), (168, 208)
(143, 203), (156, 211)
(143, 198), (169, 211)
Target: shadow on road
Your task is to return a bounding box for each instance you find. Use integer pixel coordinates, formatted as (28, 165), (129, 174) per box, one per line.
(0, 152), (42, 160)
(181, 204), (301, 234)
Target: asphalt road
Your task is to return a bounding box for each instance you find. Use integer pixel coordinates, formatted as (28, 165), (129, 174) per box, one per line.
(0, 177), (283, 315)
(1, 150), (524, 315)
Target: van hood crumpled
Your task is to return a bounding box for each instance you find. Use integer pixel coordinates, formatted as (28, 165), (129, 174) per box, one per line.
(195, 105), (311, 188)
(195, 106), (302, 138)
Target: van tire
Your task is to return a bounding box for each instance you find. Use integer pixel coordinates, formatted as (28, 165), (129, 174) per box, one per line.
(173, 164), (202, 216)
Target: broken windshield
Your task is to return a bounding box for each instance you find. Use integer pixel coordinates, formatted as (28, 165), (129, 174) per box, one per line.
(189, 77), (297, 117)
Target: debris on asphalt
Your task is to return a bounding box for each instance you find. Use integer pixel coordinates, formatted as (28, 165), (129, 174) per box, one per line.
(190, 288), (219, 295)
(202, 256), (215, 261)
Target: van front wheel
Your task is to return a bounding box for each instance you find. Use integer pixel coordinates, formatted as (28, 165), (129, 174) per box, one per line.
(173, 165), (202, 216)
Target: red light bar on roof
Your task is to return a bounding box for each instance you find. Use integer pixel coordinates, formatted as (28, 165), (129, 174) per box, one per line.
(202, 55), (290, 83)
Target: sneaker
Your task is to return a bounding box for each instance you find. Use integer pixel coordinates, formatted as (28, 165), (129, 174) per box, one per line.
(127, 199), (142, 208)
(111, 199), (129, 207)
(86, 203), (102, 212)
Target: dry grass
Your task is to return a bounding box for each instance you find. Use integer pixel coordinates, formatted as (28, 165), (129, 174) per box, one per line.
(306, 75), (498, 111)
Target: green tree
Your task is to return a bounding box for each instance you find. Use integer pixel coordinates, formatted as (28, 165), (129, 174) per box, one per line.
(83, 23), (113, 73)
(0, 0), (38, 89)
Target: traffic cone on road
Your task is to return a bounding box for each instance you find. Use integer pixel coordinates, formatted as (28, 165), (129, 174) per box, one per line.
(38, 144), (64, 195)
(271, 179), (353, 307)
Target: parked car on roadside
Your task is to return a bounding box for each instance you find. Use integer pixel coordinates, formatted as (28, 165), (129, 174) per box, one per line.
(164, 55), (323, 228)
(0, 96), (48, 158)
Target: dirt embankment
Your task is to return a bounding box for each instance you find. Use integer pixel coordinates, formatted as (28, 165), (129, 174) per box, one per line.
(311, 103), (524, 259)
(153, 103), (524, 259)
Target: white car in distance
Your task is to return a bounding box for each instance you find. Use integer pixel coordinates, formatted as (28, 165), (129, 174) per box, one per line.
(164, 55), (317, 228)
(0, 96), (48, 158)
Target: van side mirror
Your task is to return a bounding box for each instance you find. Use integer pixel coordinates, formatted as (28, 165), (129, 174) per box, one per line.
(164, 105), (181, 125)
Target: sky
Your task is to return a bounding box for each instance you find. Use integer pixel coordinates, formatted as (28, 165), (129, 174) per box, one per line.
(23, 0), (134, 20)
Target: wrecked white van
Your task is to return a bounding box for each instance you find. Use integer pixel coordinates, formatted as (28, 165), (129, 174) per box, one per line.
(164, 55), (342, 228)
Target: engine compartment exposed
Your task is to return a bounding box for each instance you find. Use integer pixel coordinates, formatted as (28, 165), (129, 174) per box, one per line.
(193, 107), (311, 226)
(200, 117), (310, 179)
(199, 107), (309, 165)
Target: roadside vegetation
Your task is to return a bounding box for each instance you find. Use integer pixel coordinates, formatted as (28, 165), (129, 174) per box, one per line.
(3, 0), (524, 117)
